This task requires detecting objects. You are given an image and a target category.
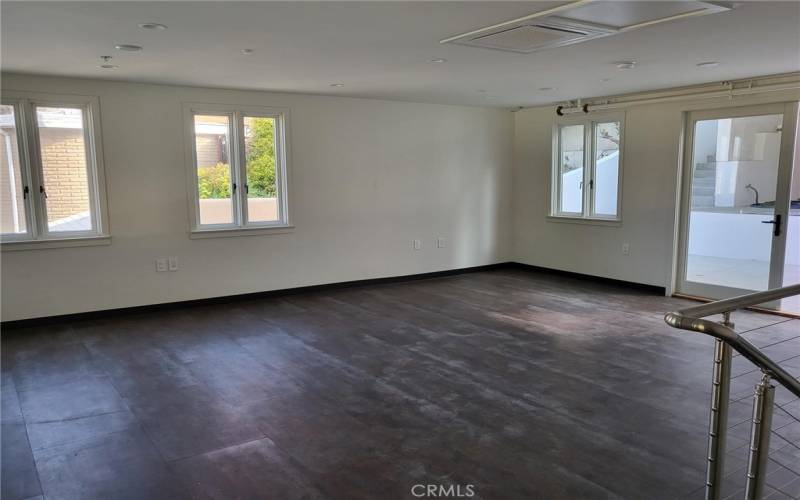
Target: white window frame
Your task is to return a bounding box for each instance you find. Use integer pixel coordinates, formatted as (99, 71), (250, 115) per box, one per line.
(549, 112), (625, 224)
(1, 91), (110, 250)
(183, 103), (292, 238)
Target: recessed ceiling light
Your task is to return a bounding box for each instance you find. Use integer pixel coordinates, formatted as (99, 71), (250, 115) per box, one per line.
(138, 22), (167, 30)
(538, 87), (553, 91)
(99, 64), (119, 70)
(615, 61), (637, 70)
(241, 48), (254, 55)
(115, 44), (143, 52)
(697, 61), (720, 68)
(330, 83), (344, 87)
(428, 58), (447, 63)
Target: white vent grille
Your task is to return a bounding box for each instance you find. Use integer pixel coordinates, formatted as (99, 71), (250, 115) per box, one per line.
(441, 1), (731, 54)
(463, 18), (610, 53)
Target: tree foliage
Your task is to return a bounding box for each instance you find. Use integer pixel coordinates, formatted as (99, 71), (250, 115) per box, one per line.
(197, 163), (231, 198)
(244, 118), (277, 198)
(197, 118), (276, 199)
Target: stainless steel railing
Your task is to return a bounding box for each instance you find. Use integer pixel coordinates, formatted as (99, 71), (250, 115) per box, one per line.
(664, 283), (800, 500)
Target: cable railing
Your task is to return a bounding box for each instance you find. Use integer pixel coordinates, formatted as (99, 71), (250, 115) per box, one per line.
(665, 284), (800, 500)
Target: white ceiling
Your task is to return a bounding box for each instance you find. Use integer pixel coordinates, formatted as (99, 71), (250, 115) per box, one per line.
(2, 1), (799, 108)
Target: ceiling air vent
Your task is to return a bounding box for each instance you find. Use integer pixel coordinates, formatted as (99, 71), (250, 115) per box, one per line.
(463, 18), (612, 53)
(441, 1), (732, 54)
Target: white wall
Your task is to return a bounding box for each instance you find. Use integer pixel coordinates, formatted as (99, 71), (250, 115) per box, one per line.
(693, 119), (718, 166)
(688, 212), (800, 265)
(1, 74), (513, 321)
(559, 151), (619, 215)
(512, 90), (800, 289)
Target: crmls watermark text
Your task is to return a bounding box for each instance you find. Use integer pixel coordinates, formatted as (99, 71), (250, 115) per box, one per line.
(411, 484), (476, 497)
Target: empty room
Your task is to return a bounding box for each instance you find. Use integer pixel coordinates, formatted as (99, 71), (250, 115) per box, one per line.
(1, 1), (799, 499)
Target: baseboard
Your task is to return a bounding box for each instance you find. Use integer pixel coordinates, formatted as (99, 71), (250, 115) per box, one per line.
(505, 262), (667, 295)
(1, 262), (664, 329)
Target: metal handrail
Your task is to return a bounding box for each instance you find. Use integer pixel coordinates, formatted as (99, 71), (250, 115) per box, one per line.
(665, 284), (800, 398)
(669, 283), (800, 319)
(665, 284), (800, 500)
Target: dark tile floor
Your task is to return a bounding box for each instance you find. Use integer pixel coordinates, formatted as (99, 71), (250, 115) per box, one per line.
(2, 269), (798, 500)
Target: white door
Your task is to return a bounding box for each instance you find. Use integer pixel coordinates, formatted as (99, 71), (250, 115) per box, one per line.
(677, 102), (799, 309)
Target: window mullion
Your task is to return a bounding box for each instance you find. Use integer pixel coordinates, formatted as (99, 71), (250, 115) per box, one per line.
(554, 126), (562, 215)
(81, 104), (100, 235)
(24, 102), (49, 239)
(8, 100), (37, 240)
(588, 121), (597, 218)
(235, 112), (249, 227)
(228, 112), (243, 227)
(582, 121), (591, 218)
(275, 116), (285, 225)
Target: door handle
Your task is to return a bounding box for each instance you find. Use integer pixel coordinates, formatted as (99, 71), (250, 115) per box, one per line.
(761, 214), (782, 237)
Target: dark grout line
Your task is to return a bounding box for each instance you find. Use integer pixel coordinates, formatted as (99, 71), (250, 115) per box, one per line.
(10, 370), (45, 500)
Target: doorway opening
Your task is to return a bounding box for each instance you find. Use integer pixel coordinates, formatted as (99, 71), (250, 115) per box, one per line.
(676, 102), (800, 314)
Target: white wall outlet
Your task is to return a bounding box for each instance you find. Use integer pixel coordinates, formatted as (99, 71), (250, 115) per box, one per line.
(168, 256), (179, 271)
(437, 237), (446, 248)
(413, 239), (422, 250)
(155, 258), (168, 272)
(622, 243), (630, 256)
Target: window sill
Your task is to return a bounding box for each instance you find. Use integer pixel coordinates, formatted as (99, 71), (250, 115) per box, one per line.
(189, 225), (295, 239)
(546, 215), (622, 227)
(1, 235), (112, 251)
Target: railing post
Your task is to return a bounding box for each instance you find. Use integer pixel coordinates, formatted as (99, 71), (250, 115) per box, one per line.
(705, 311), (734, 500)
(744, 373), (775, 500)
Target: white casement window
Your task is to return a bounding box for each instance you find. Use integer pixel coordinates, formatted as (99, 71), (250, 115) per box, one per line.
(551, 113), (624, 222)
(1, 92), (110, 248)
(184, 103), (292, 237)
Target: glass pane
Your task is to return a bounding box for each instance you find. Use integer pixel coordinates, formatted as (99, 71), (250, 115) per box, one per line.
(782, 140), (799, 314)
(194, 114), (233, 225)
(36, 106), (93, 232)
(685, 114), (784, 291)
(1, 105), (27, 235)
(593, 121), (620, 216)
(559, 124), (584, 214)
(243, 116), (279, 223)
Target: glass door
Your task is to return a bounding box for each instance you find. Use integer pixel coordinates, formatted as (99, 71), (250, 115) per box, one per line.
(677, 102), (799, 309)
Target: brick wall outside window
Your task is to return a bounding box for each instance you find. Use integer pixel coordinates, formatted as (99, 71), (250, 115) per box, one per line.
(38, 127), (90, 223)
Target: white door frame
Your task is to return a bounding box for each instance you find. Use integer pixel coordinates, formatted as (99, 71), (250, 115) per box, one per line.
(675, 101), (798, 307)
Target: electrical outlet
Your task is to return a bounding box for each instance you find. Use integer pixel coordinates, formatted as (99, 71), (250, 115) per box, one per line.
(413, 239), (422, 250)
(168, 256), (179, 271)
(155, 258), (168, 272)
(622, 243), (630, 256)
(437, 237), (446, 248)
